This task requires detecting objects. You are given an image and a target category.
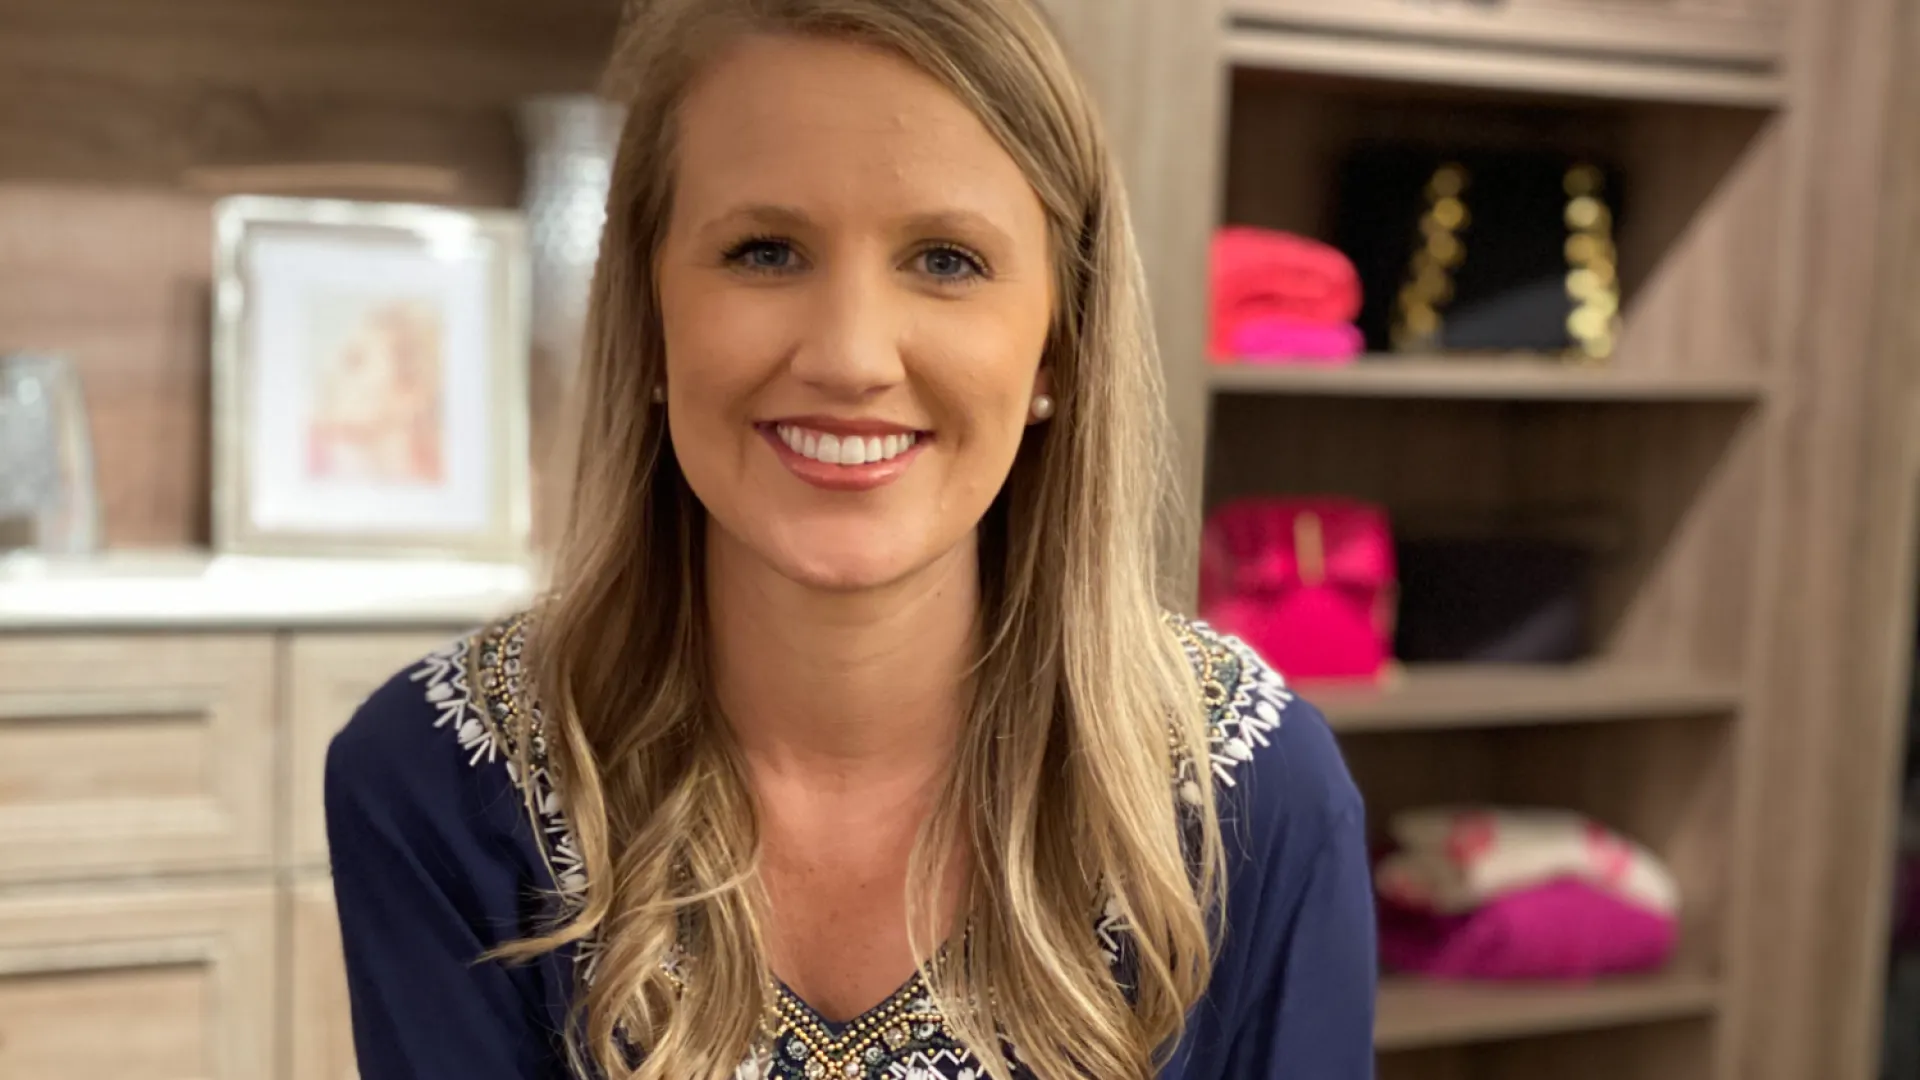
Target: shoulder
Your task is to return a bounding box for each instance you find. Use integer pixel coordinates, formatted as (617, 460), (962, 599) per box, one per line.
(326, 624), (496, 797)
(1164, 613), (1364, 860)
(323, 614), (550, 877)
(1161, 619), (1378, 1075)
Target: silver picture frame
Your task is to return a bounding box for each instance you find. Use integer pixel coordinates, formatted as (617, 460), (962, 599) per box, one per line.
(211, 196), (532, 562)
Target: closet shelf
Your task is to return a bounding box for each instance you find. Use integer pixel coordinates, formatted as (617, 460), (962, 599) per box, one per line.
(1376, 971), (1721, 1052)
(1208, 357), (1769, 404)
(1227, 0), (1784, 69)
(1303, 665), (1744, 733)
(1224, 18), (1784, 108)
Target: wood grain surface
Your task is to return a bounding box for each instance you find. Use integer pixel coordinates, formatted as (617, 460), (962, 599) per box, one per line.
(0, 0), (617, 547)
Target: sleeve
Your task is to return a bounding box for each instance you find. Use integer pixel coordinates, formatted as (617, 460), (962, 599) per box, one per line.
(324, 662), (573, 1080)
(1175, 695), (1378, 1080)
(1239, 802), (1377, 1077)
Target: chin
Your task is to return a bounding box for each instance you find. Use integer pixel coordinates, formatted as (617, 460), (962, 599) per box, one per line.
(700, 473), (981, 596)
(743, 511), (962, 594)
(771, 538), (928, 593)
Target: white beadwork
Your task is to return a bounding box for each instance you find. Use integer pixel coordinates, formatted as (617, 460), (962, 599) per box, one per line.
(1095, 892), (1130, 971)
(413, 641), (496, 765)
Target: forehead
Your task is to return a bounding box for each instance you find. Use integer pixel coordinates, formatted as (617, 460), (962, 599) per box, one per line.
(671, 33), (1041, 226)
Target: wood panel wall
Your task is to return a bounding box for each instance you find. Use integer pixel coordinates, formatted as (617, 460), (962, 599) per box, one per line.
(1778, 0), (1920, 1073)
(1824, 4), (1920, 1073)
(1723, 0), (1920, 1071)
(0, 0), (617, 547)
(1036, 0), (1228, 595)
(0, 0), (616, 202)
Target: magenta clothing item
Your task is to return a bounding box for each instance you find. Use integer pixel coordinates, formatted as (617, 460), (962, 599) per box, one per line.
(1378, 878), (1678, 981)
(1198, 497), (1395, 683)
(1210, 227), (1363, 358)
(1227, 317), (1365, 364)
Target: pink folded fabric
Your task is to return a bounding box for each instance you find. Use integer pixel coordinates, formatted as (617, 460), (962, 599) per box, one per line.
(1375, 807), (1680, 918)
(1197, 497), (1396, 683)
(1226, 316), (1364, 364)
(1378, 878), (1679, 981)
(1210, 227), (1363, 358)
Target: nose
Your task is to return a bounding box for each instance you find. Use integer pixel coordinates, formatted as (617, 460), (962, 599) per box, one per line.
(787, 258), (906, 399)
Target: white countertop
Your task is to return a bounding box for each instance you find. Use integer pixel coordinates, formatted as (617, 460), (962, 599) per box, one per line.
(0, 552), (541, 631)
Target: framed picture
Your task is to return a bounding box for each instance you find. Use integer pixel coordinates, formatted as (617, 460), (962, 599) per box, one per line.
(212, 196), (532, 561)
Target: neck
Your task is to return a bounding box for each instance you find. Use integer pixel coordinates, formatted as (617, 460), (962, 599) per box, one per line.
(705, 528), (980, 785)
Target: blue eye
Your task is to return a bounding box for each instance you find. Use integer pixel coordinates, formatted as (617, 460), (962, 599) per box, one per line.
(918, 245), (986, 281)
(725, 238), (800, 273)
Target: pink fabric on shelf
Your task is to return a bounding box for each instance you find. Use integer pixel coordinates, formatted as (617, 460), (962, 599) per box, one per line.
(1198, 497), (1396, 682)
(1375, 807), (1682, 918)
(1203, 587), (1389, 683)
(1377, 878), (1679, 982)
(1227, 316), (1364, 364)
(1210, 227), (1363, 359)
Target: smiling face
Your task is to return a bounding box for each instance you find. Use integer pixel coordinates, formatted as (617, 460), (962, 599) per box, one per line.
(657, 33), (1055, 594)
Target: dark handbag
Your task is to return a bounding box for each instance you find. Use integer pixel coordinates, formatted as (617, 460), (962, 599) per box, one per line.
(1332, 144), (1627, 359)
(1391, 536), (1594, 664)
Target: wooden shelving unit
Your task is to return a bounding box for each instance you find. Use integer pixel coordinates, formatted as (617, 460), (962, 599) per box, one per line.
(1305, 665), (1743, 734)
(1375, 971), (1721, 1052)
(1188, 2), (1818, 1076)
(1209, 356), (1769, 403)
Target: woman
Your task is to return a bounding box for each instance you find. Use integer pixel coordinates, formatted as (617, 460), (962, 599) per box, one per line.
(323, 1), (1375, 1077)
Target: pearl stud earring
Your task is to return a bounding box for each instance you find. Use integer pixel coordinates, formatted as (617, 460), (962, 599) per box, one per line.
(651, 385), (666, 404)
(1030, 393), (1055, 421)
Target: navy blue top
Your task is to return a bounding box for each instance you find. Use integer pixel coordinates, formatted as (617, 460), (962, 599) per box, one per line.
(324, 613), (1376, 1079)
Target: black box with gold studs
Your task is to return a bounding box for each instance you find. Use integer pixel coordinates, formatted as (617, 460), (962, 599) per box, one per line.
(1332, 144), (1626, 362)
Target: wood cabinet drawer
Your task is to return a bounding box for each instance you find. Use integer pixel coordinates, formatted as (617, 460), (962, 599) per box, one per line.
(287, 632), (463, 868)
(0, 634), (276, 882)
(290, 877), (358, 1080)
(0, 882), (276, 1080)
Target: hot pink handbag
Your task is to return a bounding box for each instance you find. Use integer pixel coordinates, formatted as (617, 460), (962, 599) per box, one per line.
(1198, 497), (1397, 683)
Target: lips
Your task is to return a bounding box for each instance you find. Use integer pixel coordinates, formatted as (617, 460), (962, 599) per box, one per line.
(757, 417), (930, 492)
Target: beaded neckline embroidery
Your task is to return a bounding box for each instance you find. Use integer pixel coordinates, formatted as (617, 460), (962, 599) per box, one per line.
(416, 611), (1291, 1079)
(763, 973), (955, 1080)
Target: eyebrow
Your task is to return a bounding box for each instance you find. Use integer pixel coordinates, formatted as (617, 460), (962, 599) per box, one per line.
(700, 203), (1018, 249)
(895, 209), (1013, 246)
(707, 203), (814, 233)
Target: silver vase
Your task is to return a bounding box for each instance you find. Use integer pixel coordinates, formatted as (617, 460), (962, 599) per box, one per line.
(0, 354), (99, 554)
(517, 95), (628, 380)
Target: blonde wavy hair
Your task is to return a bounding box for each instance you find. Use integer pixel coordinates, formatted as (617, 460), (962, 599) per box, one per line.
(508, 1), (1224, 1077)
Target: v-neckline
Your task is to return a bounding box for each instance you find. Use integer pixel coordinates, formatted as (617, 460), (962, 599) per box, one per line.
(767, 928), (964, 1039)
(774, 968), (930, 1035)
(767, 969), (945, 1075)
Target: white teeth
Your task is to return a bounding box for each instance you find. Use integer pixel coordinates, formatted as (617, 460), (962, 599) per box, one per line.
(774, 424), (920, 467)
